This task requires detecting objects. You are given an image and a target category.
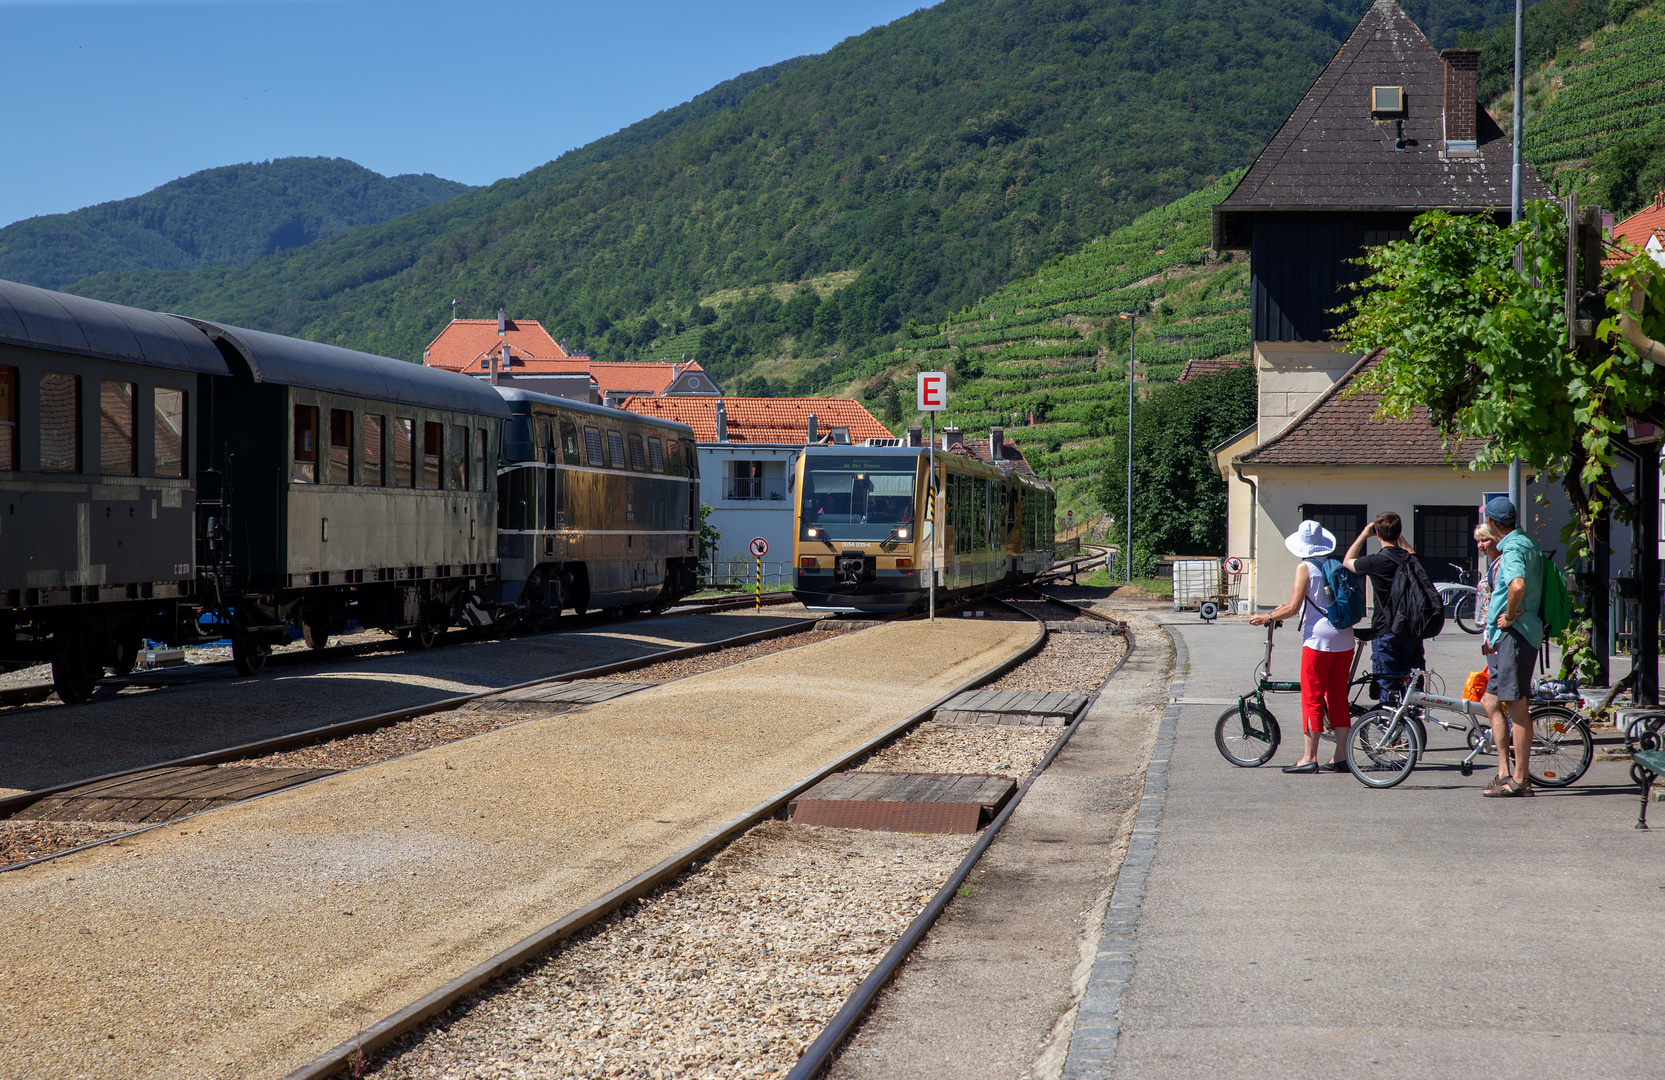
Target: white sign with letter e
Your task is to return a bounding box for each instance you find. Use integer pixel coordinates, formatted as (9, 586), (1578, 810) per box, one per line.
(748, 536), (769, 557)
(917, 371), (948, 411)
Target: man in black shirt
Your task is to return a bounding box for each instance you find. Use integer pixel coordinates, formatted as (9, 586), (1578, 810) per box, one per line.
(1343, 511), (1424, 702)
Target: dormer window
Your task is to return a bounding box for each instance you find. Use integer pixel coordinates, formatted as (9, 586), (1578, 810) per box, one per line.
(1371, 86), (1404, 115)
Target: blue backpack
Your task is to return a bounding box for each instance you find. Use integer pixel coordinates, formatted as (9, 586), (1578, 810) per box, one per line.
(1305, 557), (1366, 630)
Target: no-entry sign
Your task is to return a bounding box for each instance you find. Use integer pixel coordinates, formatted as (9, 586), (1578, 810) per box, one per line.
(917, 371), (948, 411)
(749, 536), (769, 557)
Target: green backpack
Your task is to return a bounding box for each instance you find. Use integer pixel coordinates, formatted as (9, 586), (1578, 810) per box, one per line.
(1541, 556), (1572, 638)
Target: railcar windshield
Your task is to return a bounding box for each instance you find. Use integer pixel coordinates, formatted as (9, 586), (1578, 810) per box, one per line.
(800, 454), (919, 540)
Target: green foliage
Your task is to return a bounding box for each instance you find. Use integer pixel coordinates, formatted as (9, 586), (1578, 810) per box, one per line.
(0, 158), (472, 290)
(697, 503), (722, 585)
(1094, 364), (1256, 566)
(67, 0), (1409, 370)
(1462, 0), (1648, 104)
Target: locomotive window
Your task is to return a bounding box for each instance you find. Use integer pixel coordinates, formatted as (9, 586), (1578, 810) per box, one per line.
(559, 419), (580, 465)
(647, 437), (665, 473)
(583, 426), (604, 466)
(100, 380), (136, 475)
(684, 439), (699, 477)
(0, 366), (16, 471)
(292, 404), (318, 483)
(423, 422), (443, 489)
(154, 387), (186, 478)
(665, 438), (682, 476)
(607, 430), (626, 470)
(40, 372), (81, 473)
(476, 428), (489, 489)
(362, 414), (384, 485)
(394, 418), (414, 487)
(450, 424), (468, 490)
(328, 409), (352, 485)
(627, 433), (647, 472)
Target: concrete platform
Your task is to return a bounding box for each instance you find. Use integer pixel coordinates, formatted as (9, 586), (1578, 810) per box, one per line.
(0, 618), (1036, 1080)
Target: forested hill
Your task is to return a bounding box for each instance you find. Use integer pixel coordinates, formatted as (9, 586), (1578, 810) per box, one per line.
(65, 0), (1520, 370)
(0, 158), (474, 290)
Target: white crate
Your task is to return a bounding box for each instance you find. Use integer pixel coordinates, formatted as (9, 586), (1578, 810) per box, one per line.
(1172, 559), (1222, 610)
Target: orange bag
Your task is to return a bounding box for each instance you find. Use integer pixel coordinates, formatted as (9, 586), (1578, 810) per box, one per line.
(1462, 669), (1488, 702)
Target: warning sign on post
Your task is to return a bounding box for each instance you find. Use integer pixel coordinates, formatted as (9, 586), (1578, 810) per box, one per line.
(917, 371), (948, 411)
(749, 537), (769, 557)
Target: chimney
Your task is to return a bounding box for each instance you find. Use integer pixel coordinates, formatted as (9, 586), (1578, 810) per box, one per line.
(716, 400), (729, 443)
(806, 414), (818, 445)
(1440, 49), (1480, 159)
(422, 348), (430, 365)
(489, 349), (500, 386)
(497, 308), (507, 335)
(501, 344), (512, 371)
(944, 425), (963, 450)
(906, 425), (922, 448)
(989, 426), (1005, 464)
(1655, 190), (1665, 213)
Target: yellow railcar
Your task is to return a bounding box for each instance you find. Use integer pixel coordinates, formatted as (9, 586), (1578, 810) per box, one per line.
(791, 444), (1055, 613)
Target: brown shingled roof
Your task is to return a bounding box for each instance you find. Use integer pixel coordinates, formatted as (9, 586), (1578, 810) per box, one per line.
(1177, 357), (1250, 382)
(1236, 350), (1485, 466)
(1213, 0), (1547, 248)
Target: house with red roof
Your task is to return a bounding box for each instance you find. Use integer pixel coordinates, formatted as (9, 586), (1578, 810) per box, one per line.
(421, 310), (721, 403)
(1608, 190), (1665, 268)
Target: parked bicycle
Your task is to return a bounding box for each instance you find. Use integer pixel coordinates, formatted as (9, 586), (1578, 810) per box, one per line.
(1433, 568), (1482, 635)
(1215, 621), (1376, 767)
(1345, 668), (1594, 789)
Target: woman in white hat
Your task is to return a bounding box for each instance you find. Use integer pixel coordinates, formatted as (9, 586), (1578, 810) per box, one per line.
(1249, 520), (1355, 773)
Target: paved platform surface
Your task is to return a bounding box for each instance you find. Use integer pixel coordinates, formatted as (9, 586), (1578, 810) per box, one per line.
(829, 601), (1171, 1080)
(0, 607), (811, 795)
(1110, 612), (1665, 1079)
(0, 618), (1035, 1080)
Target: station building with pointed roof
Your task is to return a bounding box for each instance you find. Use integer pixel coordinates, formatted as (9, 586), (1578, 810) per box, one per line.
(1209, 0), (1550, 608)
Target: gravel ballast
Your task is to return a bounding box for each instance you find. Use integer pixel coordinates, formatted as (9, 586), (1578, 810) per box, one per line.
(0, 618), (1035, 1080)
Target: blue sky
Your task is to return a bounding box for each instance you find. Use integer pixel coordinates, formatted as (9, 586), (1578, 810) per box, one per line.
(0, 0), (928, 228)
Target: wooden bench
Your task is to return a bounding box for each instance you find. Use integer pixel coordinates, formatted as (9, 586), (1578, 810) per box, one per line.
(1631, 749), (1665, 829)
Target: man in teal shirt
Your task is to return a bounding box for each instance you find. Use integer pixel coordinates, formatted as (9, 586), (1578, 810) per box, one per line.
(1482, 496), (1542, 798)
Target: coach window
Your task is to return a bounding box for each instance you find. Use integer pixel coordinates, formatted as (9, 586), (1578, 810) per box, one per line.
(154, 387), (186, 478)
(647, 436), (665, 473)
(627, 433), (647, 471)
(423, 421), (443, 489)
(328, 409), (352, 484)
(100, 380), (136, 476)
(362, 415), (384, 485)
(607, 430), (626, 469)
(476, 428), (489, 489)
(664, 437), (682, 476)
(40, 372), (82, 473)
(583, 426), (603, 466)
(292, 404), (318, 483)
(394, 418), (414, 487)
(559, 419), (580, 465)
(450, 424), (468, 489)
(0, 366), (16, 470)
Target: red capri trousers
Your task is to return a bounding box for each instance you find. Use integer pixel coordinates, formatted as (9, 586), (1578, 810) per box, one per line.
(1300, 646), (1354, 734)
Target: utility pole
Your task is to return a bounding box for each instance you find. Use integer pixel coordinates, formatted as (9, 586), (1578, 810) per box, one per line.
(1119, 310), (1139, 582)
(1509, 0), (1526, 516)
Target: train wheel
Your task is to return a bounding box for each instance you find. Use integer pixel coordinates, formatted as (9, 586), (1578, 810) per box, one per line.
(301, 610), (330, 651)
(110, 634), (141, 677)
(404, 625), (439, 651)
(51, 631), (102, 704)
(232, 630), (268, 676)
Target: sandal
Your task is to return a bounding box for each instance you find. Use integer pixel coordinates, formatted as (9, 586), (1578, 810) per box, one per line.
(1482, 775), (1511, 795)
(1500, 777), (1535, 797)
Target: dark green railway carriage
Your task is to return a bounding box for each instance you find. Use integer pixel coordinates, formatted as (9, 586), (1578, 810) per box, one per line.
(186, 321), (510, 672)
(0, 279), (224, 700)
(493, 387), (699, 618)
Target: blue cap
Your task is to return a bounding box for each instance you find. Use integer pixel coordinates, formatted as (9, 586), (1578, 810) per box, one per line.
(1485, 496), (1517, 522)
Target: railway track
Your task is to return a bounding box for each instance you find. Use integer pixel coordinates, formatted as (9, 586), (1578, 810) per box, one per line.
(287, 587), (1132, 1080)
(0, 591), (800, 711)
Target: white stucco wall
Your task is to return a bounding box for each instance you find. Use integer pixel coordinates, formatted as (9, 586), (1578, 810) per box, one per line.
(1254, 341), (1360, 439)
(697, 443), (803, 585)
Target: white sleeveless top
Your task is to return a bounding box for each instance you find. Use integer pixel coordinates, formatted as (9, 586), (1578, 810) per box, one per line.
(1300, 559), (1355, 653)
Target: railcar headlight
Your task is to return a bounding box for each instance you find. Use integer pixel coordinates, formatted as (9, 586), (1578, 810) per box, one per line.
(805, 527), (822, 538)
(897, 527), (910, 540)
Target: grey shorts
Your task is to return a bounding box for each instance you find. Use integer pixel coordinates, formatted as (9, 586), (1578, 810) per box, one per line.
(1487, 627), (1533, 701)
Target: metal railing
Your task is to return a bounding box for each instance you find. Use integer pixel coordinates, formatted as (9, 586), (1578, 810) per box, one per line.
(706, 558), (794, 590)
(723, 479), (789, 502)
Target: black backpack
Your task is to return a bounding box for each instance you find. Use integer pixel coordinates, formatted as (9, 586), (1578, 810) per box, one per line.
(1387, 551), (1446, 639)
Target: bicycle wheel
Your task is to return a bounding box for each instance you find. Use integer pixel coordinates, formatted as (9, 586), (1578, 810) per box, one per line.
(1216, 702), (1281, 767)
(1453, 592), (1482, 635)
(1527, 706), (1593, 787)
(1346, 708), (1421, 788)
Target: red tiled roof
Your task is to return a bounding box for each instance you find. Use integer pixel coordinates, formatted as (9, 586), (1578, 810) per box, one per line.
(1177, 357), (1250, 382)
(591, 361), (707, 396)
(944, 435), (1036, 475)
(1606, 193), (1665, 267)
(1236, 350), (1486, 466)
(619, 397), (892, 444)
(423, 319), (572, 374)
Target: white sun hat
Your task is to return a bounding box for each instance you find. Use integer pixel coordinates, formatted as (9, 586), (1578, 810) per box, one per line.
(1284, 520), (1337, 559)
